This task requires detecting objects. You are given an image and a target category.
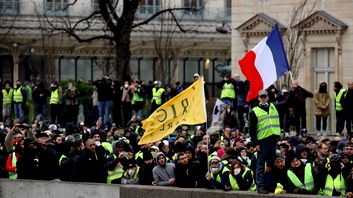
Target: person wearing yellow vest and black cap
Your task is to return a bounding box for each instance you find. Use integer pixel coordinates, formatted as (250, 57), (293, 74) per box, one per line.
(249, 89), (290, 194)
(151, 81), (166, 114)
(334, 81), (347, 136)
(13, 80), (27, 123)
(228, 159), (256, 191)
(320, 154), (346, 196)
(286, 155), (318, 194)
(1, 81), (13, 124)
(205, 156), (231, 190)
(105, 140), (134, 184)
(49, 81), (61, 124)
(218, 74), (237, 107)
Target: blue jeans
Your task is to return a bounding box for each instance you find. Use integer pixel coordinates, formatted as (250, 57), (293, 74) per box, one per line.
(98, 101), (111, 126)
(256, 141), (276, 189)
(14, 103), (24, 122)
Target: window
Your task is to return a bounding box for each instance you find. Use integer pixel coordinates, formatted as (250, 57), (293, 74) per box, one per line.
(182, 0), (203, 20)
(0, 0), (20, 15)
(91, 0), (117, 13)
(60, 58), (75, 81)
(139, 58), (154, 82)
(225, 0), (231, 17)
(312, 48), (335, 133)
(44, 0), (68, 16)
(77, 58), (92, 82)
(138, 0), (160, 18)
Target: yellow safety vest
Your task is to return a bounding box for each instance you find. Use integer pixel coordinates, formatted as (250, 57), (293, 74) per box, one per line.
(107, 154), (124, 184)
(252, 103), (281, 140)
(50, 89), (60, 104)
(102, 142), (112, 154)
(229, 167), (256, 191)
(131, 90), (143, 105)
(211, 166), (229, 183)
(221, 83), (235, 99)
(9, 153), (17, 180)
(152, 87), (165, 105)
(322, 173), (346, 196)
(25, 85), (33, 101)
(287, 163), (314, 191)
(59, 155), (68, 166)
(2, 89), (13, 104)
(135, 150), (143, 161)
(13, 87), (23, 103)
(334, 89), (346, 111)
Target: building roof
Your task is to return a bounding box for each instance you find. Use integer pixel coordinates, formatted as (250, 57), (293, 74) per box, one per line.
(236, 13), (286, 36)
(293, 10), (348, 34)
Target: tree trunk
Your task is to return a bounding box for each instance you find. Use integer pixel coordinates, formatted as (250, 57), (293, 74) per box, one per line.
(114, 0), (139, 82)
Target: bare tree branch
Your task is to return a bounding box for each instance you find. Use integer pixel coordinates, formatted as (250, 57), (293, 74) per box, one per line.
(132, 7), (199, 28)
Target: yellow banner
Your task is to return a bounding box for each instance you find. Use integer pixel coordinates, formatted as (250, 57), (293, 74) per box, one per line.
(138, 77), (207, 145)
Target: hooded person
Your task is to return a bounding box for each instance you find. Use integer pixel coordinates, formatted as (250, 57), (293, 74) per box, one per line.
(228, 159), (256, 191)
(286, 155), (318, 194)
(295, 144), (312, 164)
(319, 154), (346, 196)
(152, 152), (175, 186)
(205, 156), (231, 190)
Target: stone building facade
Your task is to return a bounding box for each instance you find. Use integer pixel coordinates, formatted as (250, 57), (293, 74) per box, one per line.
(0, 0), (231, 97)
(232, 0), (353, 134)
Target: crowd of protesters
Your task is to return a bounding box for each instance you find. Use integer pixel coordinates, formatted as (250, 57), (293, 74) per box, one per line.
(0, 75), (353, 197)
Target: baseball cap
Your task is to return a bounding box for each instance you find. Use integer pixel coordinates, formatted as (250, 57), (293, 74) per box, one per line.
(193, 73), (200, 77)
(258, 90), (268, 96)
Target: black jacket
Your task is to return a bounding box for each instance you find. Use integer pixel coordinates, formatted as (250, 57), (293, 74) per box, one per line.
(138, 162), (154, 185)
(93, 79), (113, 102)
(175, 162), (196, 188)
(17, 143), (59, 180)
(76, 147), (107, 183)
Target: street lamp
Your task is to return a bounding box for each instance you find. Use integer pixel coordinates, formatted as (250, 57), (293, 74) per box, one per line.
(216, 23), (231, 34)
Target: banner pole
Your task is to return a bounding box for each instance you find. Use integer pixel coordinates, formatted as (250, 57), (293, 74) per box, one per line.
(289, 71), (294, 83)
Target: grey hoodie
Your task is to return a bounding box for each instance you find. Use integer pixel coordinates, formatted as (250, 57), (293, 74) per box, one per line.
(152, 152), (175, 186)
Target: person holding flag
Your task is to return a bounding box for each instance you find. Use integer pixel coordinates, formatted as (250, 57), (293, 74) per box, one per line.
(238, 24), (290, 194)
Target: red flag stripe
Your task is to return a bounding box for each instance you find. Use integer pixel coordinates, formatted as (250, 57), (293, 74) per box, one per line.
(238, 51), (264, 101)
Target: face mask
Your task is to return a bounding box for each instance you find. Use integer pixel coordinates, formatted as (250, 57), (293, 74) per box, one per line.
(233, 168), (241, 175)
(95, 141), (101, 146)
(227, 108), (231, 113)
(259, 102), (269, 107)
(210, 168), (219, 173)
(124, 84), (128, 88)
(127, 169), (135, 176)
(0, 124), (4, 130)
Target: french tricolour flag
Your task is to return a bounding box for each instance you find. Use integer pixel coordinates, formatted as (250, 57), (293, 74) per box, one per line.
(238, 24), (289, 101)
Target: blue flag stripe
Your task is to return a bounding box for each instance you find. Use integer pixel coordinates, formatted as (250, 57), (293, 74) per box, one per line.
(265, 24), (290, 78)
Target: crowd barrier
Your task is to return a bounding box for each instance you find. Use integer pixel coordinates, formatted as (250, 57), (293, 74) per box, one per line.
(0, 179), (331, 198)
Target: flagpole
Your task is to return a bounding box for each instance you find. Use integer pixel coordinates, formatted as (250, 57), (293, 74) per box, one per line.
(201, 76), (208, 129)
(288, 71), (294, 83)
